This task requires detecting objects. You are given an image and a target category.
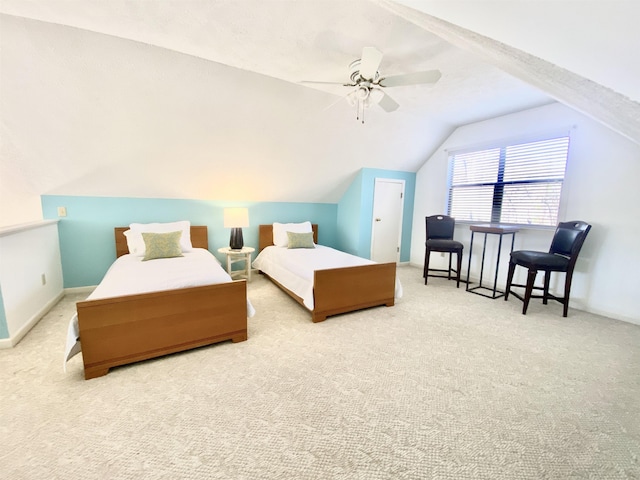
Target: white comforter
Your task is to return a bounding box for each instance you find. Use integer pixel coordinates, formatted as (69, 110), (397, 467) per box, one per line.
(64, 248), (255, 367)
(252, 245), (403, 310)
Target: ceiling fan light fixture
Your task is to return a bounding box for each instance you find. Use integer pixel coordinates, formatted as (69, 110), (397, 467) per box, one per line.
(355, 86), (369, 100)
(346, 90), (357, 106)
(369, 88), (384, 104)
(306, 46), (441, 123)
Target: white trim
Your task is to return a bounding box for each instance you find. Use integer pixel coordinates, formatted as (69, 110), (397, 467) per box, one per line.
(0, 219), (59, 238)
(64, 286), (96, 295)
(0, 292), (64, 349)
(407, 261), (639, 326)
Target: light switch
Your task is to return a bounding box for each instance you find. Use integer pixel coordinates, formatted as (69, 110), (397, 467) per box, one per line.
(57, 207), (67, 217)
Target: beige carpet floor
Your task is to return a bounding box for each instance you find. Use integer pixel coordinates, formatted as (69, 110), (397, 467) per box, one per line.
(1, 265), (639, 479)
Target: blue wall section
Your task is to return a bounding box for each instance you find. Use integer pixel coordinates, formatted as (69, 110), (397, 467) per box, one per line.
(0, 285), (8, 339)
(337, 168), (415, 261)
(336, 170), (364, 255)
(42, 196), (338, 288)
(42, 170), (414, 288)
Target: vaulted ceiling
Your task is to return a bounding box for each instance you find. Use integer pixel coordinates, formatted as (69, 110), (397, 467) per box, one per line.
(0, 0), (637, 207)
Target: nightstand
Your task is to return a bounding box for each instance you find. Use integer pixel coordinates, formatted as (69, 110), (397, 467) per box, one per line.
(217, 246), (255, 281)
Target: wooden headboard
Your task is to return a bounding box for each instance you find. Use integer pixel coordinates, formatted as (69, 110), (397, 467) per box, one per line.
(258, 224), (318, 252)
(114, 226), (209, 258)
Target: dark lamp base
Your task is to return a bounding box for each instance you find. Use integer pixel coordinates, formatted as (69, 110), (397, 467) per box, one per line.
(229, 228), (244, 250)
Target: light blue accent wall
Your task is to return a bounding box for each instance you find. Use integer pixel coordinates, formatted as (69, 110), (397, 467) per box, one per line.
(0, 285), (8, 339)
(336, 170), (364, 255)
(336, 168), (415, 261)
(42, 196), (337, 288)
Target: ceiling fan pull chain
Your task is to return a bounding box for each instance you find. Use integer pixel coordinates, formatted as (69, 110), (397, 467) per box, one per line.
(355, 99), (365, 124)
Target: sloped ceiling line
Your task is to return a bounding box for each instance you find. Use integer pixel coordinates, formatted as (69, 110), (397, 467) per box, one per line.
(377, 0), (640, 145)
(0, 1), (565, 206)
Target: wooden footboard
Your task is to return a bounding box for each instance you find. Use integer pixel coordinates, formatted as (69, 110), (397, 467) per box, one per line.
(313, 262), (396, 322)
(257, 223), (396, 323)
(261, 263), (396, 323)
(77, 280), (247, 379)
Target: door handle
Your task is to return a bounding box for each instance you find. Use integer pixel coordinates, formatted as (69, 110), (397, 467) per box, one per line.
(375, 218), (382, 222)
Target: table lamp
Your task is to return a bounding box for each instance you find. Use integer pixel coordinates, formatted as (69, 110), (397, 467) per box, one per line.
(223, 207), (249, 250)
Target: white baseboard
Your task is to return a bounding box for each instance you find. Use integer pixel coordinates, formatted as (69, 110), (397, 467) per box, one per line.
(0, 291), (64, 349)
(410, 261), (640, 325)
(64, 286), (96, 295)
(581, 306), (640, 325)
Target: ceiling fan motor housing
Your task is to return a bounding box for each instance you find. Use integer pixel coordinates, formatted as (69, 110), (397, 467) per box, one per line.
(349, 59), (379, 83)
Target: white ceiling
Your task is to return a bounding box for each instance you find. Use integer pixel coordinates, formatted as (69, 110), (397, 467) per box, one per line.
(0, 0), (634, 207)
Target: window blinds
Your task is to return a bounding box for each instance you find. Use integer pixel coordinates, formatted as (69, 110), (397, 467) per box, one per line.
(447, 136), (570, 226)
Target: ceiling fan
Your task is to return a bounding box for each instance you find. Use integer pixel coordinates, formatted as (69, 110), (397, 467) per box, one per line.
(302, 47), (441, 123)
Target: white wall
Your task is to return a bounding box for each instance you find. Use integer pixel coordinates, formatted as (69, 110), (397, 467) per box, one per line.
(0, 221), (64, 347)
(411, 102), (640, 324)
(0, 125), (44, 225)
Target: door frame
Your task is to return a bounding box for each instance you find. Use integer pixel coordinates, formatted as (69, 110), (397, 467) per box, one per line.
(370, 178), (405, 263)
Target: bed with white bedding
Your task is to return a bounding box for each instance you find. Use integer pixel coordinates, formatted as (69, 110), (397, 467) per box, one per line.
(254, 223), (401, 322)
(67, 225), (251, 379)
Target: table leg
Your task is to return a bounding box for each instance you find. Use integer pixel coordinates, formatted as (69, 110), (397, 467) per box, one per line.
(467, 231), (518, 299)
(466, 231), (475, 291)
(478, 233), (488, 288)
(493, 234), (504, 298)
(245, 252), (251, 282)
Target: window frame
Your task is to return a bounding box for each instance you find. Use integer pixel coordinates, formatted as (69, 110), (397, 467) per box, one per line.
(445, 131), (572, 228)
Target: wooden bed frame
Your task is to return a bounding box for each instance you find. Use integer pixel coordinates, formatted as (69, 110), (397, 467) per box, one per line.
(76, 226), (248, 380)
(258, 224), (396, 323)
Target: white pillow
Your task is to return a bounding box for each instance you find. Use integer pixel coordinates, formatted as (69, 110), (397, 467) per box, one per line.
(125, 221), (193, 256)
(273, 221), (312, 247)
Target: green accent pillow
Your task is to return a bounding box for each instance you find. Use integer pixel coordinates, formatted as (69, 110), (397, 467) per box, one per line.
(287, 231), (315, 249)
(142, 231), (184, 261)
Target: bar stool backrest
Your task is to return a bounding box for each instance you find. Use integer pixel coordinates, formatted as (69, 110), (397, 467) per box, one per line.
(426, 215), (455, 241)
(549, 221), (591, 261)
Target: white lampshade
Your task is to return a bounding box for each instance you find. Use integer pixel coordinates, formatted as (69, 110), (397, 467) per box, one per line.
(355, 86), (369, 100)
(223, 207), (249, 228)
(347, 90), (357, 107)
(369, 88), (384, 104)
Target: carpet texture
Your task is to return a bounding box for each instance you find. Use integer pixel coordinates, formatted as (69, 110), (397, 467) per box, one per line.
(1, 265), (639, 479)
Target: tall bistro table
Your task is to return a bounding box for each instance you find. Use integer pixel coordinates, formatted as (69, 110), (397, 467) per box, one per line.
(465, 224), (520, 299)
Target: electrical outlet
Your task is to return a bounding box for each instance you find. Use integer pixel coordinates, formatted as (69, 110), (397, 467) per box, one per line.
(41, 273), (46, 285)
(57, 206), (67, 217)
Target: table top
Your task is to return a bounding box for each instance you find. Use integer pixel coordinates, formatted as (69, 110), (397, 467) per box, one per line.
(217, 246), (255, 254)
(469, 223), (520, 234)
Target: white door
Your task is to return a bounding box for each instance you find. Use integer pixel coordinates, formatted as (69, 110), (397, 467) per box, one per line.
(371, 178), (405, 263)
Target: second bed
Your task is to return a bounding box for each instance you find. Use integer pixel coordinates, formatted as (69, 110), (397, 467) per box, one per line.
(253, 223), (401, 322)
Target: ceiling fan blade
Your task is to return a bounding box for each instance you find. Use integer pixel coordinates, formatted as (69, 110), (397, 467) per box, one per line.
(378, 69), (442, 88)
(300, 80), (353, 86)
(359, 47), (383, 81)
(377, 91), (400, 112)
(322, 90), (357, 112)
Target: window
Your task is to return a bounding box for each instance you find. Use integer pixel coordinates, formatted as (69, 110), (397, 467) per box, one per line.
(447, 135), (570, 227)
